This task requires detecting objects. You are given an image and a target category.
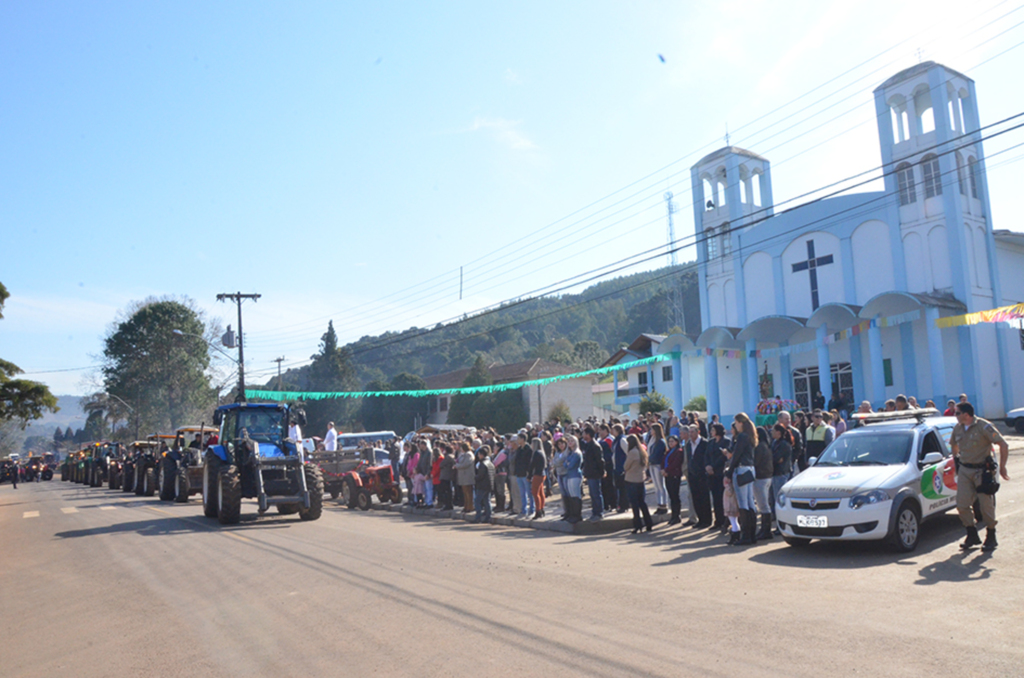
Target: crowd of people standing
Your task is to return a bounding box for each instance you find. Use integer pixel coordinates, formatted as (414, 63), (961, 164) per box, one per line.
(379, 391), (950, 538)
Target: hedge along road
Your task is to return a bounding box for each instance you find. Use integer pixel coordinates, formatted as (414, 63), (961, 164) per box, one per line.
(2, 440), (1023, 678)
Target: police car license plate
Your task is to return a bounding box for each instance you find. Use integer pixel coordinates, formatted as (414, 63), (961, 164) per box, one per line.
(797, 515), (828, 528)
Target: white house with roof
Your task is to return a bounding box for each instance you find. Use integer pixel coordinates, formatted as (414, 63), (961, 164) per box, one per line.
(602, 333), (706, 418)
(689, 61), (1024, 420)
(423, 358), (596, 425)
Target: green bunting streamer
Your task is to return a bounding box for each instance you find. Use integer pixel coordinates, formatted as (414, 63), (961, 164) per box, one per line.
(246, 353), (680, 401)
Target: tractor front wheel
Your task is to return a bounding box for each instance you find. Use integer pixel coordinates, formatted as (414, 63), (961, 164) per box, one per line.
(202, 455), (222, 518)
(356, 488), (373, 511)
(217, 466), (241, 525)
(299, 466), (324, 522)
(159, 458), (176, 501)
(174, 467), (190, 503)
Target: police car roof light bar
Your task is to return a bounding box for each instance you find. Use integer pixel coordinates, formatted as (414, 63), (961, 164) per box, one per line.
(851, 408), (941, 425)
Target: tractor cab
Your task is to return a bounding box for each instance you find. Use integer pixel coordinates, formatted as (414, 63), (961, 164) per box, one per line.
(120, 441), (157, 493)
(163, 425), (214, 503)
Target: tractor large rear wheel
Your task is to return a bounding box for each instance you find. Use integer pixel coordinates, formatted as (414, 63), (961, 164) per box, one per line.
(342, 477), (358, 509)
(202, 455), (221, 518)
(299, 466), (324, 522)
(158, 458), (176, 501)
(122, 464), (134, 493)
(217, 466), (242, 525)
(134, 464), (146, 496)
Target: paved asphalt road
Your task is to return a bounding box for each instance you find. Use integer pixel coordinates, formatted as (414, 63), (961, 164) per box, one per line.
(2, 442), (1023, 678)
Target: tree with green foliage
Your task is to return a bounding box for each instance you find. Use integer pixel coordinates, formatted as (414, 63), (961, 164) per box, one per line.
(468, 390), (527, 432)
(446, 355), (492, 425)
(546, 400), (571, 424)
(0, 282), (59, 429)
(639, 390), (672, 415)
(358, 373), (428, 435)
(304, 321), (358, 436)
(102, 297), (217, 434)
(684, 395), (707, 412)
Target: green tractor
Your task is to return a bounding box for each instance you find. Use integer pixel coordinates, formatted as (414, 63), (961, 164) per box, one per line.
(202, 402), (323, 525)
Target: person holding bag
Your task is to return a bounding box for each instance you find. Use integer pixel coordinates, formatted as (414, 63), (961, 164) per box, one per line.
(729, 413), (758, 546)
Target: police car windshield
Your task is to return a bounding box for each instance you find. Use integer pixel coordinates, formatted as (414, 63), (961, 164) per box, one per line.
(815, 431), (913, 467)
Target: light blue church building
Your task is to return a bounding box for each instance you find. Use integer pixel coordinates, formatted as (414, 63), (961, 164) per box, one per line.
(657, 61), (1024, 420)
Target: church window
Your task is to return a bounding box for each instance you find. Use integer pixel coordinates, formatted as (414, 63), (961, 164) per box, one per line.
(955, 153), (966, 195)
(717, 179), (727, 207)
(720, 223), (731, 256)
(739, 178), (747, 204)
(439, 397), (448, 412)
(703, 178), (715, 210)
(914, 86), (935, 135)
(752, 171), (763, 206)
(637, 371), (648, 395)
(896, 163), (916, 206)
(921, 155), (942, 199)
(705, 227), (718, 259)
(662, 365), (673, 382)
(968, 156), (978, 199)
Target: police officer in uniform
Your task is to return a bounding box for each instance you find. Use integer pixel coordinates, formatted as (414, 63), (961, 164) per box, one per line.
(950, 401), (1010, 552)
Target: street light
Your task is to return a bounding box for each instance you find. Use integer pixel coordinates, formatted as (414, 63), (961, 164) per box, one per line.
(101, 391), (137, 440)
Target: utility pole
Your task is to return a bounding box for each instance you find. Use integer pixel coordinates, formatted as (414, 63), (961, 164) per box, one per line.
(216, 292), (261, 402)
(273, 356), (285, 392)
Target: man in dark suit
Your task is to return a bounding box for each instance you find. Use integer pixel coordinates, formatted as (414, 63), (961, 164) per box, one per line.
(685, 425), (712, 528)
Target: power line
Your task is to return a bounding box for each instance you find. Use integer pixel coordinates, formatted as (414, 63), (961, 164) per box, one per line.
(251, 4), (1017, 346)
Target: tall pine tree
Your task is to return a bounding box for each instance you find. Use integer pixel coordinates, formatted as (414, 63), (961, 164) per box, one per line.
(304, 321), (357, 436)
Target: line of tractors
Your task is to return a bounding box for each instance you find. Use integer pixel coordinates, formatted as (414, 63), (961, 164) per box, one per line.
(56, 401), (403, 523)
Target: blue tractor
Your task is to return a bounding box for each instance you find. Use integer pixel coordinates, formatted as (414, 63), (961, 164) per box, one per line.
(202, 402), (324, 524)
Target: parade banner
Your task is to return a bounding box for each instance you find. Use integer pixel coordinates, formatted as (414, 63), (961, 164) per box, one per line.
(934, 302), (1024, 329)
(246, 350), (702, 401)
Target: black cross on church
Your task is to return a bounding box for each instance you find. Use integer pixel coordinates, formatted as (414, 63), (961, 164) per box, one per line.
(791, 240), (834, 310)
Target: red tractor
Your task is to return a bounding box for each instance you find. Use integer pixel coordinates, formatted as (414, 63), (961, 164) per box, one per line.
(339, 459), (403, 510)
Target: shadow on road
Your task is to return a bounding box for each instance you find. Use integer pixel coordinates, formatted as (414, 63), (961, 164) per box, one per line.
(740, 512), (966, 570)
(914, 551), (994, 584)
(53, 513), (298, 540)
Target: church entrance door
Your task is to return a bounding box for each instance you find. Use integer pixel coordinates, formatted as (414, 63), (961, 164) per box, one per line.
(793, 363), (853, 410)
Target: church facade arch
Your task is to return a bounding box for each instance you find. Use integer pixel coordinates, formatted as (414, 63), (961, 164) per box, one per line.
(902, 231), (931, 293)
(781, 231), (843, 317)
(926, 224), (952, 290)
(851, 220), (895, 303)
(742, 251), (775, 321)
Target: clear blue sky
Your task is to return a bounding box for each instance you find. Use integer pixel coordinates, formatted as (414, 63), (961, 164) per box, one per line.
(3, 0), (1023, 395)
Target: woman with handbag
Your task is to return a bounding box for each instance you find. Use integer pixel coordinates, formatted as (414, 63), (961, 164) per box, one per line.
(624, 434), (654, 534)
(729, 413), (758, 546)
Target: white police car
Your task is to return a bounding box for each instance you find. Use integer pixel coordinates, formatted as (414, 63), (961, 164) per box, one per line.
(776, 410), (959, 552)
(1005, 406), (1024, 434)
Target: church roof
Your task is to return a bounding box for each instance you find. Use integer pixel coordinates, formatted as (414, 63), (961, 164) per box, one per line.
(694, 145), (766, 168)
(875, 61), (972, 91)
(994, 229), (1024, 248)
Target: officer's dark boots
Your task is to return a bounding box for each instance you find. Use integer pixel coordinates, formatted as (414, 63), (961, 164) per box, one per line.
(960, 526), (982, 550)
(982, 528), (997, 552)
